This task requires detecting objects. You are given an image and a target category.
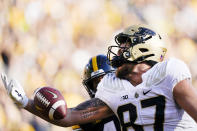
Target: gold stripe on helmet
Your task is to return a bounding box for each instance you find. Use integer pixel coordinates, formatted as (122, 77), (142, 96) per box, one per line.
(92, 56), (98, 71)
(72, 125), (81, 130)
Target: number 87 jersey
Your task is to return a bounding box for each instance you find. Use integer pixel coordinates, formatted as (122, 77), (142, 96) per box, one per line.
(95, 58), (197, 131)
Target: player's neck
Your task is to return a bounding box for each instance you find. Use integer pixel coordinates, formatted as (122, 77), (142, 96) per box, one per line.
(128, 72), (144, 86)
(116, 63), (151, 86)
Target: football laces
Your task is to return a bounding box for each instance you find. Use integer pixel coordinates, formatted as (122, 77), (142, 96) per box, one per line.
(36, 92), (50, 107)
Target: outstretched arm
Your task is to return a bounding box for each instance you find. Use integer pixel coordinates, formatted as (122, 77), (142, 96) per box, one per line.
(25, 97), (113, 127)
(1, 73), (114, 127)
(25, 98), (113, 127)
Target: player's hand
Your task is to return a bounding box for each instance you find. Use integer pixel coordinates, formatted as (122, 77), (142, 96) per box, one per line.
(1, 73), (28, 108)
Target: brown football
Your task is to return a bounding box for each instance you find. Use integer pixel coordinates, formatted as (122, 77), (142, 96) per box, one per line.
(33, 87), (67, 120)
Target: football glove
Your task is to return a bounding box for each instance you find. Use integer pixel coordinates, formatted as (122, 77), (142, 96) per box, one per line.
(1, 73), (28, 108)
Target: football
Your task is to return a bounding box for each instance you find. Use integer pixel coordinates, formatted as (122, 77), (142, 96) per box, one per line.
(33, 87), (67, 120)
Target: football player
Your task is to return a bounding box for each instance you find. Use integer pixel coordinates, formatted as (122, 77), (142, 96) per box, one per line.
(97, 25), (197, 130)
(72, 54), (121, 131)
(2, 25), (197, 131)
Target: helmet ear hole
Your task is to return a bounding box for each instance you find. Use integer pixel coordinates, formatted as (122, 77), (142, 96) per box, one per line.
(139, 48), (148, 52)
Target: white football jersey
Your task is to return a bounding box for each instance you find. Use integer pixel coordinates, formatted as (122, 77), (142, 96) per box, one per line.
(95, 58), (197, 131)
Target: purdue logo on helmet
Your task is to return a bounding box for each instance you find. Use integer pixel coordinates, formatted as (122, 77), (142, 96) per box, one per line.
(83, 55), (114, 98)
(107, 25), (167, 68)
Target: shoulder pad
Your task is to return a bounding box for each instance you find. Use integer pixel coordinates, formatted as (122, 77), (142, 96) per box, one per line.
(166, 58), (191, 82)
(98, 73), (126, 93)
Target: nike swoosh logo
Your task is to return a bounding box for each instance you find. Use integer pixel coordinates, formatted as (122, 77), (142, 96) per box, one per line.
(47, 90), (57, 98)
(143, 89), (152, 95)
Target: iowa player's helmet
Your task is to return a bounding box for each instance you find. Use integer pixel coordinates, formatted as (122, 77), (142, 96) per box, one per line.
(83, 55), (114, 98)
(107, 25), (167, 68)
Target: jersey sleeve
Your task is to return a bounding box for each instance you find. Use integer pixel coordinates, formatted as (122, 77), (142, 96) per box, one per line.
(166, 58), (191, 91)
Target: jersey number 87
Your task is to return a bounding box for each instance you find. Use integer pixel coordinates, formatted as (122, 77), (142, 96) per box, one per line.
(117, 95), (165, 131)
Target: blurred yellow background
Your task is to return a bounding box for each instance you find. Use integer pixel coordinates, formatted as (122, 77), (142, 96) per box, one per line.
(0, 0), (197, 130)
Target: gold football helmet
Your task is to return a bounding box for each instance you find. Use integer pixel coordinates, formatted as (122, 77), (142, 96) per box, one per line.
(107, 25), (167, 67)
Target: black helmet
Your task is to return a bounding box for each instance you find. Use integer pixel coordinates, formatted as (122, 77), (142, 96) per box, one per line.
(83, 54), (115, 98)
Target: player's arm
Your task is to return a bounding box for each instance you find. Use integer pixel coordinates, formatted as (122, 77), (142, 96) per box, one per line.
(1, 73), (113, 127)
(173, 79), (197, 122)
(25, 97), (113, 127)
